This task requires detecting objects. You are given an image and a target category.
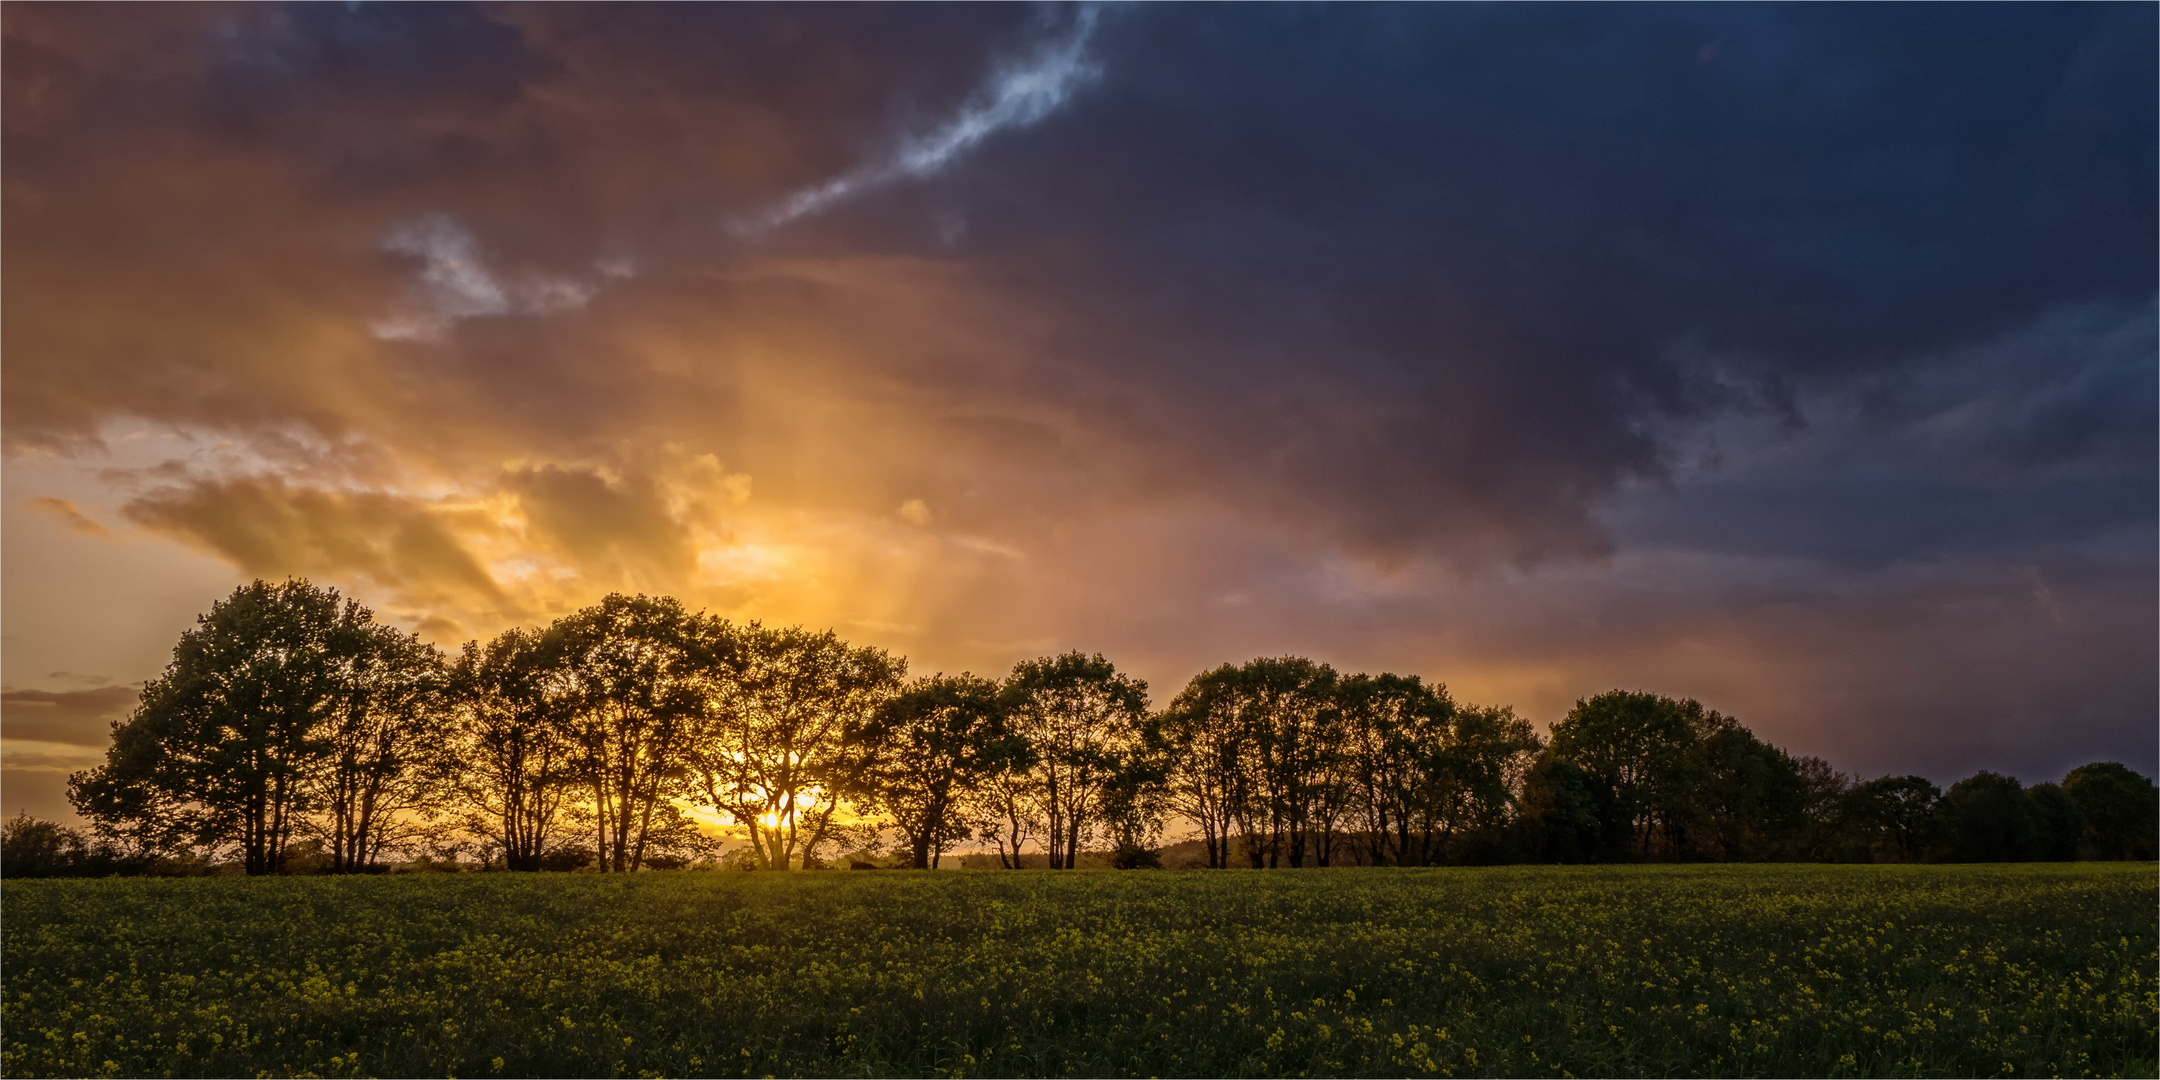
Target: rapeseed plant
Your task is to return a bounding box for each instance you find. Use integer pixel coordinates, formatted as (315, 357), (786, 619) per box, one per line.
(0, 864), (2151, 1078)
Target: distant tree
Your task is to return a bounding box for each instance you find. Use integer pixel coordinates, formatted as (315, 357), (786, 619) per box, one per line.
(311, 624), (449, 872)
(447, 628), (579, 871)
(692, 624), (904, 870)
(1792, 757), (1857, 861)
(551, 595), (719, 872)
(1102, 737), (1171, 869)
(69, 580), (376, 874)
(1846, 775), (1942, 862)
(2061, 762), (2159, 860)
(854, 673), (1015, 869)
(1, 813), (88, 877)
(1158, 665), (1257, 869)
(2023, 782), (2084, 862)
(1002, 652), (1151, 870)
(1936, 771), (2036, 862)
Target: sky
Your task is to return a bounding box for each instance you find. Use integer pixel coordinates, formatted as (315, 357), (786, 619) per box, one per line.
(4, 3), (2155, 825)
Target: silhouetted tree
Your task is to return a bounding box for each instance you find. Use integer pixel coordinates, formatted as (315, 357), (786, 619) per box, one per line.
(1936, 771), (2036, 862)
(1003, 652), (1151, 869)
(1546, 691), (1696, 858)
(1, 813), (87, 877)
(1793, 757), (1857, 860)
(312, 624), (449, 872)
(1520, 754), (1611, 862)
(2024, 782), (2084, 862)
(69, 580), (378, 874)
(855, 673), (1014, 868)
(967, 737), (1044, 869)
(1846, 775), (1941, 862)
(1336, 672), (1449, 866)
(552, 595), (718, 872)
(1436, 703), (1541, 862)
(2061, 762), (2159, 860)
(1102, 735), (1171, 869)
(1159, 665), (1257, 869)
(1689, 715), (1806, 860)
(1226, 657), (1339, 869)
(447, 628), (579, 871)
(693, 624), (904, 870)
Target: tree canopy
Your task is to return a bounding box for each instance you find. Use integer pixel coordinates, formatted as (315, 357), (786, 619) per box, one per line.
(55, 577), (2152, 876)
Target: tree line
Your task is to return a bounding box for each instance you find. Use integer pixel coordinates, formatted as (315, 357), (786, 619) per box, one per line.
(7, 579), (2152, 876)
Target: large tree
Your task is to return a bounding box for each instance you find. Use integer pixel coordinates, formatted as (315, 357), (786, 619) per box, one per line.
(69, 579), (377, 874)
(1935, 771), (2037, 862)
(1220, 657), (1340, 869)
(1159, 665), (1256, 869)
(447, 627), (580, 871)
(1431, 702), (1541, 861)
(311, 623), (450, 872)
(966, 738), (1045, 869)
(1846, 775), (1942, 862)
(1002, 652), (1151, 869)
(1546, 690), (1701, 857)
(1687, 714), (1806, 861)
(1336, 672), (1455, 867)
(551, 594), (719, 872)
(1337, 679), (1537, 867)
(2061, 762), (2159, 860)
(854, 673), (1016, 869)
(693, 625), (904, 870)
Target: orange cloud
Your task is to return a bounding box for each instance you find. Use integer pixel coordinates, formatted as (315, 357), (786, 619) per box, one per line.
(26, 497), (111, 538)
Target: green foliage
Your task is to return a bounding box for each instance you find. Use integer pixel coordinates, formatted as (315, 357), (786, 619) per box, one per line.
(1847, 776), (1943, 863)
(2062, 763), (2160, 861)
(2025, 783), (2086, 863)
(2, 865), (2151, 1078)
(1937, 772), (2038, 862)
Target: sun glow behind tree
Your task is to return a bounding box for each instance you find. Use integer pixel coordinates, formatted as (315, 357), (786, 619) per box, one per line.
(53, 578), (2159, 874)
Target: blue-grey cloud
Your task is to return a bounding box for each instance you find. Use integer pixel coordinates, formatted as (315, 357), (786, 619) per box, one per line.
(736, 6), (1104, 235)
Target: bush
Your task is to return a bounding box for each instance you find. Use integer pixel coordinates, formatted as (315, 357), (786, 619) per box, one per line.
(1111, 842), (1163, 869)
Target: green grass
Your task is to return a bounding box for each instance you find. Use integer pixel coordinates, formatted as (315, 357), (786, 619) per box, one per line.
(2, 864), (2152, 1079)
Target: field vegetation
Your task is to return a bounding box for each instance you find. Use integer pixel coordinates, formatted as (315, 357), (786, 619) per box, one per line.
(3, 864), (2153, 1079)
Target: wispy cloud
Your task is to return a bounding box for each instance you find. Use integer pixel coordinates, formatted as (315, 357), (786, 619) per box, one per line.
(371, 215), (600, 341)
(737, 5), (1105, 236)
(25, 497), (113, 539)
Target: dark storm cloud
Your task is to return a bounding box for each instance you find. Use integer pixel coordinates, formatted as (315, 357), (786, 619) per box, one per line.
(823, 2), (2157, 559)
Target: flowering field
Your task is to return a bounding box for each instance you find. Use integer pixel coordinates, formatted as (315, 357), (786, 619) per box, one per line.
(2, 864), (2151, 1079)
